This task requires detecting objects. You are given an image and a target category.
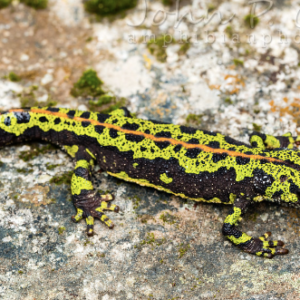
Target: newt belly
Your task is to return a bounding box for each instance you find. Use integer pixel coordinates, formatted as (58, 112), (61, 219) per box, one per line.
(1, 106), (299, 258)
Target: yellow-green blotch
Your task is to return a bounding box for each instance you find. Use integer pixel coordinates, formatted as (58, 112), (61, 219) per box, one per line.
(75, 160), (90, 169)
(160, 173), (173, 184)
(71, 174), (93, 195)
(227, 232), (252, 245)
(86, 148), (96, 160)
(250, 135), (265, 149)
(265, 135), (281, 149)
(224, 207), (242, 225)
(86, 216), (94, 225)
(64, 145), (79, 158)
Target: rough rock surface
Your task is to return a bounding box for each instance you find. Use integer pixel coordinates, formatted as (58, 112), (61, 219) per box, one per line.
(0, 0), (300, 299)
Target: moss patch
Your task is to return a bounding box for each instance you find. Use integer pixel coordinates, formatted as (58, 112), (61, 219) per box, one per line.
(58, 226), (66, 235)
(12, 193), (20, 200)
(137, 232), (166, 250)
(20, 0), (48, 9)
(90, 94), (113, 106)
(207, 3), (216, 13)
(162, 0), (174, 5)
(244, 14), (259, 28)
(178, 39), (191, 56)
(72, 69), (128, 113)
(132, 195), (141, 210)
(84, 0), (137, 16)
(46, 163), (62, 171)
(225, 25), (233, 38)
(16, 168), (33, 174)
(50, 171), (73, 186)
(185, 113), (202, 126)
(71, 69), (105, 98)
(253, 123), (262, 132)
(224, 97), (233, 104)
(138, 214), (155, 224)
(233, 58), (244, 67)
(8, 72), (21, 82)
(178, 243), (190, 258)
(147, 35), (176, 62)
(0, 0), (11, 9)
(18, 85), (57, 108)
(159, 212), (177, 225)
(88, 95), (127, 113)
(19, 144), (57, 162)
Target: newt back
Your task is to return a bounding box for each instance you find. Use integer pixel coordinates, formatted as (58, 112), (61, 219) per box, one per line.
(0, 106), (298, 258)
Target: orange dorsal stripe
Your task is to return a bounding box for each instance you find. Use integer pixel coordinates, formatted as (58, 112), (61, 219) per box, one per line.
(8, 108), (284, 164)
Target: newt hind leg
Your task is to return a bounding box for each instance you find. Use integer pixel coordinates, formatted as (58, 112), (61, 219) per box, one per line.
(70, 146), (119, 236)
(222, 197), (289, 258)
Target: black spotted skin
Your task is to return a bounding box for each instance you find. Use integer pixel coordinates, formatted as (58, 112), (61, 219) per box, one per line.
(1, 106), (300, 258)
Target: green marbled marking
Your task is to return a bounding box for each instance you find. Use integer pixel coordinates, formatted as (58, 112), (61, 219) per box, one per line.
(160, 173), (173, 184)
(71, 174), (93, 195)
(64, 145), (79, 158)
(1, 107), (300, 204)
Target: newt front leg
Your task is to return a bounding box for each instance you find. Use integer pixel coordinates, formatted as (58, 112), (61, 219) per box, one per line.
(70, 146), (119, 236)
(222, 197), (289, 258)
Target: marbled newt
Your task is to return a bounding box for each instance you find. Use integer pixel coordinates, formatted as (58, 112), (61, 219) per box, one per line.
(1, 106), (299, 258)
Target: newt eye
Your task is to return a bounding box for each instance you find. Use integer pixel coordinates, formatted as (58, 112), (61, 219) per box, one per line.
(280, 175), (288, 183)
